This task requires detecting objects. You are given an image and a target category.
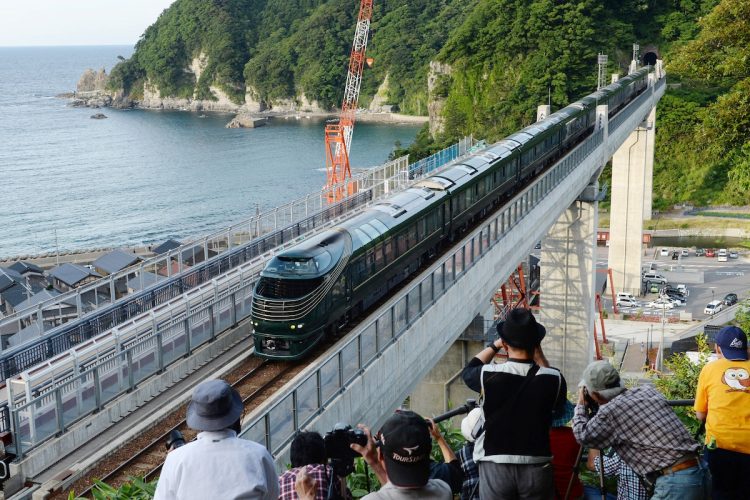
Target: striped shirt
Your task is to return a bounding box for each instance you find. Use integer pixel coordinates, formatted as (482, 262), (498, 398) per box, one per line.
(572, 385), (700, 475)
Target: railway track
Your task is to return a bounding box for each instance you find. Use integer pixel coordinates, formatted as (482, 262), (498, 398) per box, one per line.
(70, 357), (297, 498)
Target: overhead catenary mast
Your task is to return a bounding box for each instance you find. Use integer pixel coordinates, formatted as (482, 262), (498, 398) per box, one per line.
(324, 0), (374, 203)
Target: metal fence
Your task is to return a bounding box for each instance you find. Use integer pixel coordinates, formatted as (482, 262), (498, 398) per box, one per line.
(408, 137), (474, 178)
(0, 155), (411, 336)
(4, 140), (478, 453)
(240, 128), (606, 455)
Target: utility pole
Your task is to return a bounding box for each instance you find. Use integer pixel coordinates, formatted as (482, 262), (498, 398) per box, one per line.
(597, 54), (608, 90)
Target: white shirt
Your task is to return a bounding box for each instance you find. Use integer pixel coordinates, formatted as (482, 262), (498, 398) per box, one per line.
(153, 429), (279, 500)
(362, 479), (452, 499)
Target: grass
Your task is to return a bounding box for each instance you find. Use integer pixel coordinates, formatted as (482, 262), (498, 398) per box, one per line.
(600, 211), (750, 232)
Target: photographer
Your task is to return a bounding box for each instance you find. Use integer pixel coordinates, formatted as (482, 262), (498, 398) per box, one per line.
(461, 308), (564, 500)
(572, 361), (708, 499)
(278, 431), (351, 500)
(351, 410), (452, 499)
(426, 419), (464, 494)
(154, 379), (278, 500)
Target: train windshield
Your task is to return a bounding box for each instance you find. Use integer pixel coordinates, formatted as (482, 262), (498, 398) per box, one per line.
(268, 253), (332, 275)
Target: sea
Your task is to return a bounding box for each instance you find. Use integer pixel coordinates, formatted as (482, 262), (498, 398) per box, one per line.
(0, 46), (421, 260)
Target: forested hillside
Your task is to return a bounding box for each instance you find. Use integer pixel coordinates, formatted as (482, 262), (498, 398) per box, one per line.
(108, 0), (750, 205)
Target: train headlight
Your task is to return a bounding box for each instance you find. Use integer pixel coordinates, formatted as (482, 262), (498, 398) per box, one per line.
(290, 324), (296, 330)
(297, 323), (304, 329)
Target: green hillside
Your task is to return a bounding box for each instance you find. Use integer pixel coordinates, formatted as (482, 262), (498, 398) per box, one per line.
(108, 0), (750, 204)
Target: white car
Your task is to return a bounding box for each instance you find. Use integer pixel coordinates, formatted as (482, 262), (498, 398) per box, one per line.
(660, 248), (669, 256)
(718, 249), (728, 262)
(729, 251), (739, 259)
(648, 299), (675, 309)
(616, 298), (639, 308)
(704, 300), (724, 315)
(681, 249), (689, 257)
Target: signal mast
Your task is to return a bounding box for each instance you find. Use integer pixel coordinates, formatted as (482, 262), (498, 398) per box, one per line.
(324, 0), (374, 202)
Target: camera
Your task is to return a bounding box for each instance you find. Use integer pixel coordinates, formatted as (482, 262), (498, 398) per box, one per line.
(582, 387), (599, 417)
(165, 429), (186, 451)
(324, 423), (367, 461)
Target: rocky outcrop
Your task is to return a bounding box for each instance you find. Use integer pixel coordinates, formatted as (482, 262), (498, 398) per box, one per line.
(427, 61), (453, 137)
(369, 74), (394, 113)
(140, 79), (243, 112)
(267, 93), (325, 113)
(77, 68), (108, 93)
(90, 113), (107, 119)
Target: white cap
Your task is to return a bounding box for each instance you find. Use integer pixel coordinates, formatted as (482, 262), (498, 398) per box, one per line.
(460, 408), (483, 442)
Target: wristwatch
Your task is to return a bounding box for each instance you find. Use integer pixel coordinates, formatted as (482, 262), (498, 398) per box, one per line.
(486, 342), (500, 353)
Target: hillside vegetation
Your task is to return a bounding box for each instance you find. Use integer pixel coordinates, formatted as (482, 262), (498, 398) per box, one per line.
(108, 0), (750, 205)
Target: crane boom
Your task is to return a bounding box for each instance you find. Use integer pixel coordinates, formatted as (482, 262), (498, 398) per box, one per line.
(324, 0), (373, 202)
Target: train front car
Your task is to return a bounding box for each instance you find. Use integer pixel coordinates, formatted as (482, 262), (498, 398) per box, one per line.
(251, 230), (351, 359)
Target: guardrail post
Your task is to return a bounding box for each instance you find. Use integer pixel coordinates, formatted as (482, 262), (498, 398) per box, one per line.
(12, 409), (23, 460)
(208, 305), (216, 342)
(156, 330), (164, 372)
(292, 390), (299, 432)
(230, 292), (237, 327)
(126, 349), (135, 392)
(264, 413), (272, 451)
(316, 370), (323, 408)
(93, 367), (102, 411)
(337, 351), (344, 391)
(55, 388), (65, 435)
(184, 318), (191, 356)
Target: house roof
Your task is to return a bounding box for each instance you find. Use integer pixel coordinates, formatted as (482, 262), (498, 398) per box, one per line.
(93, 249), (142, 274)
(15, 289), (77, 312)
(153, 239), (182, 255)
(0, 267), (23, 292)
(7, 322), (44, 349)
(126, 271), (161, 292)
(157, 260), (191, 277)
(0, 283), (31, 308)
(49, 263), (101, 287)
(8, 261), (44, 275)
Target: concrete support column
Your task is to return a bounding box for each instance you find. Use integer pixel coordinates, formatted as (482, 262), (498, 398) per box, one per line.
(643, 107), (656, 219)
(608, 112), (654, 296)
(539, 199), (598, 386)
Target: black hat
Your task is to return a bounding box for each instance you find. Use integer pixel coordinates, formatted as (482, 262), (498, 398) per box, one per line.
(496, 308), (546, 349)
(186, 379), (243, 431)
(378, 410), (431, 488)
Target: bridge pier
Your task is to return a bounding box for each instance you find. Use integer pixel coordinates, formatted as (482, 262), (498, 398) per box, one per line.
(608, 107), (656, 296)
(539, 194), (599, 385)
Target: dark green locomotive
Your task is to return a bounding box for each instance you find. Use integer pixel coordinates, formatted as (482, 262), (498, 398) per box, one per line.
(251, 66), (653, 359)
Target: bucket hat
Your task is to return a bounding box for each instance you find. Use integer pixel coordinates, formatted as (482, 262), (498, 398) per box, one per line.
(186, 379), (243, 431)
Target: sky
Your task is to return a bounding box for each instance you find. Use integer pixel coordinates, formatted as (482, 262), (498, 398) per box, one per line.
(0, 1), (177, 47)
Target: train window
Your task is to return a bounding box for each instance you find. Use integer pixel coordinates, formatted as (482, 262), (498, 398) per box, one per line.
(370, 219), (389, 234)
(384, 238), (393, 264)
(268, 256), (317, 275)
(332, 276), (346, 300)
(418, 217), (427, 240)
(366, 250), (375, 270)
(374, 244), (384, 270)
(351, 257), (366, 287)
(407, 224), (418, 246)
(397, 234), (407, 255)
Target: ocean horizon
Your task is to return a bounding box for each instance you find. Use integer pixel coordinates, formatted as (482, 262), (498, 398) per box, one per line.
(0, 46), (421, 260)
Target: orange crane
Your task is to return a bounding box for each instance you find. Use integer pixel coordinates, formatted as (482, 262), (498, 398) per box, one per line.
(324, 0), (374, 202)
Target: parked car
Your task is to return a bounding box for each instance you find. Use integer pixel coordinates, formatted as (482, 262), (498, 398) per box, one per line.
(729, 250), (739, 259)
(724, 293), (738, 306)
(676, 284), (688, 294)
(661, 285), (686, 297)
(663, 294), (686, 306)
(648, 299), (675, 310)
(660, 248), (669, 256)
(649, 283), (660, 293)
(681, 249), (689, 257)
(617, 298), (640, 308)
(704, 300), (724, 315)
(706, 249), (716, 257)
(642, 272), (667, 284)
(718, 249), (728, 262)
(695, 248), (705, 256)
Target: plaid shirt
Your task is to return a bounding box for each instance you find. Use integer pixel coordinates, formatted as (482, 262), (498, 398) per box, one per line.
(594, 451), (649, 500)
(572, 385), (700, 475)
(457, 443), (479, 500)
(278, 464), (350, 500)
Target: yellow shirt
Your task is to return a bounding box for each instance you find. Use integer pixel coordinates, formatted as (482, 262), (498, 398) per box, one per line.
(694, 357), (750, 453)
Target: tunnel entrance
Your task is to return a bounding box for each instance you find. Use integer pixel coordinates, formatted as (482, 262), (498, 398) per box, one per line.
(643, 52), (657, 66)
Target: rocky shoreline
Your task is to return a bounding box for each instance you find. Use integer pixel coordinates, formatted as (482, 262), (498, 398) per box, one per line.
(68, 67), (429, 128)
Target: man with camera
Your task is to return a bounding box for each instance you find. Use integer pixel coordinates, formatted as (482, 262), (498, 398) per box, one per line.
(154, 379), (279, 500)
(461, 308), (565, 499)
(351, 410), (452, 499)
(694, 325), (750, 499)
(278, 431), (351, 500)
(573, 360), (708, 499)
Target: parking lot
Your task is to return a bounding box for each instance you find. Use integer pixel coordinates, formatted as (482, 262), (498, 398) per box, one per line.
(601, 246), (750, 319)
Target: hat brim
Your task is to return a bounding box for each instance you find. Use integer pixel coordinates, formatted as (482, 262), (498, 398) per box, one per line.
(499, 322), (546, 348)
(383, 455), (430, 488)
(186, 389), (243, 431)
(721, 345), (749, 361)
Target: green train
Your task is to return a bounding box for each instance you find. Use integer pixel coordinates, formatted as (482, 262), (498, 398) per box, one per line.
(250, 66), (653, 359)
